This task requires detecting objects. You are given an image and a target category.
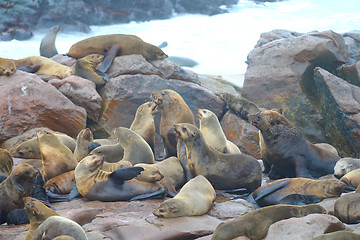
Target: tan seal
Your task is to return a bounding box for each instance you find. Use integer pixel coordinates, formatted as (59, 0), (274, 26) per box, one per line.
(212, 204), (328, 240)
(174, 123), (262, 191)
(75, 155), (164, 201)
(40, 25), (61, 58)
(340, 168), (360, 189)
(334, 157), (360, 178)
(75, 54), (107, 88)
(151, 89), (195, 158)
(130, 101), (158, 152)
(37, 131), (78, 181)
(0, 57), (16, 76)
(0, 148), (14, 177)
(74, 128), (94, 161)
(252, 177), (345, 207)
(14, 56), (73, 79)
(334, 192), (360, 224)
(43, 170), (76, 195)
(197, 108), (240, 154)
(89, 142), (124, 163)
(24, 197), (59, 240)
(153, 175), (215, 218)
(0, 163), (38, 224)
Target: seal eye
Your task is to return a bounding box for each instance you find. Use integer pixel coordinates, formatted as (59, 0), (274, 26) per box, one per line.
(161, 92), (166, 96)
(182, 127), (186, 132)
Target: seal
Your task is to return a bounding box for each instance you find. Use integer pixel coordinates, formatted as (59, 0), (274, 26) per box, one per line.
(248, 109), (340, 179)
(0, 57), (16, 76)
(130, 101), (158, 152)
(219, 93), (260, 120)
(14, 56), (73, 79)
(74, 155), (165, 201)
(0, 163), (38, 224)
(101, 160), (133, 172)
(252, 178), (345, 207)
(310, 231), (360, 240)
(151, 89), (195, 158)
(40, 25), (61, 58)
(113, 127), (155, 165)
(74, 128), (94, 161)
(133, 163), (163, 183)
(68, 34), (168, 73)
(89, 143), (125, 163)
(37, 131), (78, 181)
(43, 170), (76, 195)
(32, 215), (87, 240)
(75, 54), (108, 88)
(0, 148), (14, 177)
(153, 175), (215, 218)
(24, 197), (59, 240)
(340, 168), (360, 190)
(13, 133), (76, 159)
(314, 143), (339, 157)
(211, 204), (328, 240)
(197, 108), (241, 154)
(174, 123), (262, 191)
(334, 157), (360, 178)
(334, 192), (360, 224)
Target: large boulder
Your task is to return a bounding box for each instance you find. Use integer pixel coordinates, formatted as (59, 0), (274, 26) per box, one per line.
(0, 71), (86, 143)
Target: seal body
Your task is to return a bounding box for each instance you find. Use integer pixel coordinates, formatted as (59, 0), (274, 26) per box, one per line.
(334, 158), (360, 178)
(40, 25), (61, 58)
(334, 192), (360, 224)
(43, 170), (76, 195)
(311, 231), (360, 240)
(153, 175), (215, 218)
(0, 148), (14, 177)
(0, 57), (16, 76)
(174, 123), (262, 191)
(75, 54), (106, 88)
(197, 108), (240, 154)
(0, 163), (38, 224)
(211, 204), (328, 240)
(74, 128), (94, 161)
(340, 168), (360, 189)
(89, 143), (124, 163)
(219, 93), (259, 119)
(151, 89), (195, 158)
(252, 178), (345, 207)
(248, 109), (340, 179)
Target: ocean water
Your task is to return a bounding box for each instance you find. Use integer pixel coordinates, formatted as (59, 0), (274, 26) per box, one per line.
(1, 0), (359, 87)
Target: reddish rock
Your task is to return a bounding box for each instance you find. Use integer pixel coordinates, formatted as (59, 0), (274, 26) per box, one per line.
(209, 199), (255, 220)
(0, 71), (86, 143)
(220, 111), (261, 159)
(51, 54), (77, 67)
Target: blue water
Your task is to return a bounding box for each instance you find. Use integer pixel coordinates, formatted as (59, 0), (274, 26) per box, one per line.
(1, 0), (359, 86)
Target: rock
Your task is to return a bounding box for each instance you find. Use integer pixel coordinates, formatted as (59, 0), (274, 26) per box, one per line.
(343, 31), (360, 61)
(312, 67), (360, 156)
(209, 199), (255, 220)
(51, 54), (77, 67)
(0, 71), (86, 143)
(220, 111), (261, 159)
(242, 30), (351, 145)
(254, 29), (302, 48)
(198, 74), (241, 97)
(49, 76), (102, 122)
(264, 214), (345, 240)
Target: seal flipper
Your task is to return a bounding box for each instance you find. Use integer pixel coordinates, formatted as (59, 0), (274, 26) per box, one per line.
(0, 175), (6, 183)
(47, 184), (81, 203)
(279, 194), (322, 205)
(95, 70), (109, 82)
(99, 45), (120, 73)
(109, 166), (144, 184)
(18, 65), (41, 73)
(254, 178), (290, 202)
(158, 41), (168, 48)
(129, 189), (166, 201)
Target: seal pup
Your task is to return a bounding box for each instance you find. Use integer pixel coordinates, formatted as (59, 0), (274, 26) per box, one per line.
(334, 192), (360, 224)
(130, 101), (158, 152)
(32, 216), (87, 240)
(113, 127), (155, 165)
(40, 25), (61, 58)
(151, 89), (195, 158)
(197, 108), (240, 154)
(14, 56), (73, 79)
(0, 163), (38, 224)
(24, 197), (59, 240)
(252, 178), (345, 207)
(248, 109), (340, 179)
(0, 148), (14, 177)
(0, 57), (16, 76)
(75, 53), (108, 88)
(219, 93), (260, 120)
(211, 204), (328, 240)
(68, 34), (168, 73)
(153, 175), (215, 218)
(75, 155), (165, 201)
(174, 123), (262, 191)
(37, 131), (78, 181)
(334, 157), (360, 178)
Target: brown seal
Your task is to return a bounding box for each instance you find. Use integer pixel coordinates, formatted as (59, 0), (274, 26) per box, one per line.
(252, 178), (345, 207)
(310, 230), (360, 240)
(40, 25), (61, 58)
(153, 175), (215, 218)
(0, 148), (14, 177)
(37, 131), (78, 181)
(0, 163), (38, 224)
(130, 101), (158, 152)
(0, 57), (16, 76)
(13, 133), (76, 159)
(197, 108), (241, 154)
(43, 170), (76, 195)
(334, 158), (360, 178)
(340, 168), (360, 189)
(74, 155), (165, 201)
(248, 109), (340, 179)
(14, 56), (73, 79)
(89, 143), (124, 163)
(74, 54), (107, 88)
(219, 92), (260, 120)
(151, 89), (195, 158)
(24, 197), (59, 240)
(32, 216), (87, 240)
(133, 163), (163, 183)
(174, 123), (262, 191)
(113, 127), (155, 165)
(212, 204), (328, 240)
(334, 192), (360, 224)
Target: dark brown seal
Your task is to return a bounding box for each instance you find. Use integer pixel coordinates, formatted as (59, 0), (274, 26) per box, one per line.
(219, 92), (260, 120)
(174, 123), (262, 191)
(0, 148), (14, 177)
(248, 109), (340, 179)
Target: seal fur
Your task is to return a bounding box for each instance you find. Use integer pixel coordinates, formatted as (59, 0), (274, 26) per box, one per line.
(0, 148), (14, 177)
(0, 57), (16, 76)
